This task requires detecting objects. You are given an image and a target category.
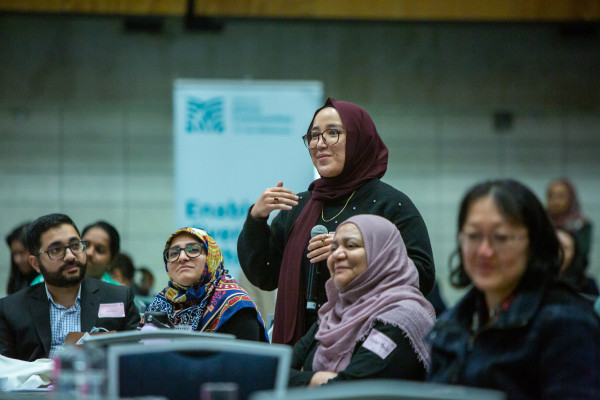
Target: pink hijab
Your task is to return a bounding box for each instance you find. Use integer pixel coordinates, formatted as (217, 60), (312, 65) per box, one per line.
(547, 177), (589, 233)
(312, 214), (435, 372)
(273, 98), (389, 345)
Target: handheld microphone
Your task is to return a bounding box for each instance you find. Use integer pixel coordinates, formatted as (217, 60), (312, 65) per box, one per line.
(307, 225), (328, 310)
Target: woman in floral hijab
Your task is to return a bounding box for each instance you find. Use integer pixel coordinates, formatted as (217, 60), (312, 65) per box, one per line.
(140, 227), (268, 341)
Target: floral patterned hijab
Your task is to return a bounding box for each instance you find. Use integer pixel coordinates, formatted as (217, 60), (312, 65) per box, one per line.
(141, 227), (267, 338)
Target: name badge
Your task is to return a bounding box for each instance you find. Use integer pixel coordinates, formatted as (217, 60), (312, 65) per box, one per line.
(98, 302), (125, 318)
(362, 329), (397, 360)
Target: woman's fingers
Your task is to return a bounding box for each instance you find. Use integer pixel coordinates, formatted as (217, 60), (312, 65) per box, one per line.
(307, 233), (331, 263)
(250, 182), (299, 219)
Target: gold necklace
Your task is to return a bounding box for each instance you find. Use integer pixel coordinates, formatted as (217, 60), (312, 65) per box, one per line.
(321, 190), (356, 223)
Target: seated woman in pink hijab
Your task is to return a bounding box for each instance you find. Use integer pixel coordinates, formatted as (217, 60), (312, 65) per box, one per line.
(289, 214), (436, 386)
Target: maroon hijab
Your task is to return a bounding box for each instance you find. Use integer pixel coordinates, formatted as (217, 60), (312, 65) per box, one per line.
(272, 98), (389, 345)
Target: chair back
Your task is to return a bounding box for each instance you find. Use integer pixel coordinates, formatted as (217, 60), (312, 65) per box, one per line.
(107, 338), (291, 400)
(83, 328), (234, 350)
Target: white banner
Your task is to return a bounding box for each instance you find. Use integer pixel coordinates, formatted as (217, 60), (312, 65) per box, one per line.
(173, 79), (323, 278)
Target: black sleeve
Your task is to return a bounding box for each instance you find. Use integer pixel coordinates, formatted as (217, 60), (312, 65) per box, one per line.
(288, 322), (320, 387)
(217, 307), (262, 341)
(330, 322), (426, 383)
(562, 223), (593, 288)
(236, 206), (289, 291)
(0, 298), (16, 358)
(385, 192), (435, 296)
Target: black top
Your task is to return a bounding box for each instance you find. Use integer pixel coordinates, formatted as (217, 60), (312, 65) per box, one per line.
(289, 321), (426, 387)
(238, 178), (435, 330)
(427, 271), (600, 400)
(217, 307), (265, 341)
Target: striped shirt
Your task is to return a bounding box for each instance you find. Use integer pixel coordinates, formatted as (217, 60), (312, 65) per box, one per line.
(45, 284), (82, 358)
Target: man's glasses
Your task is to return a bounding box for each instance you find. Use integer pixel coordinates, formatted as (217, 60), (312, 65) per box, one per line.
(39, 241), (88, 260)
(458, 231), (527, 253)
(302, 128), (345, 149)
(164, 243), (206, 263)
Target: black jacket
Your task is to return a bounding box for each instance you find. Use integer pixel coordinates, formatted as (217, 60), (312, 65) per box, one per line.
(0, 278), (140, 361)
(427, 271), (600, 400)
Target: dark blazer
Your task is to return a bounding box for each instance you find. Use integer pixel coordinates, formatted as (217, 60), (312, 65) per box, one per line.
(0, 278), (140, 361)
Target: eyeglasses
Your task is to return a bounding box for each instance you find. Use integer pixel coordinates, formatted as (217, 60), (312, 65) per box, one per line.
(302, 128), (345, 149)
(458, 231), (527, 253)
(39, 241), (88, 260)
(164, 243), (206, 262)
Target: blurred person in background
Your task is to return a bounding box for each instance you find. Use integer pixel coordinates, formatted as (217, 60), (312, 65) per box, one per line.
(5, 222), (36, 294)
(546, 177), (596, 295)
(110, 252), (135, 287)
(427, 179), (600, 400)
(133, 267), (155, 297)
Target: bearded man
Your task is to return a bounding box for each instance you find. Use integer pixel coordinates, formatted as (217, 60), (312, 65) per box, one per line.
(0, 213), (139, 361)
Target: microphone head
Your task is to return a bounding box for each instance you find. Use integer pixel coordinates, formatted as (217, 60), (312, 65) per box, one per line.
(310, 225), (329, 238)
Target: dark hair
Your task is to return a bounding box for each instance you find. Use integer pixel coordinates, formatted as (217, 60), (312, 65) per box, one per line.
(450, 179), (561, 288)
(110, 252), (135, 282)
(6, 222), (32, 294)
(82, 221), (120, 262)
(6, 222), (29, 247)
(26, 213), (79, 255)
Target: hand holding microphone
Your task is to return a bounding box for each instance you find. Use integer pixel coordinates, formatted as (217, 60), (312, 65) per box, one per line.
(307, 225), (329, 311)
(307, 224), (331, 264)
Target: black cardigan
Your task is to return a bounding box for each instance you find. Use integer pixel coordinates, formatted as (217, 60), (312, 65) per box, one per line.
(289, 321), (426, 387)
(237, 178), (435, 331)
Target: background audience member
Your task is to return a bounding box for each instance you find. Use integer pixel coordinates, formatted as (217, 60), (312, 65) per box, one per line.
(427, 179), (600, 399)
(110, 253), (154, 313)
(0, 213), (139, 361)
(556, 228), (576, 275)
(5, 222), (36, 294)
(238, 98), (435, 345)
(139, 227), (268, 341)
(110, 252), (135, 287)
(133, 267), (155, 297)
(290, 215), (435, 387)
(546, 177), (596, 294)
(81, 221), (121, 284)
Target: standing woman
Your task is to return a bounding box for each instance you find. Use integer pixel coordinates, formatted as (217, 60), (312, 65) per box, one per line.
(140, 227), (268, 341)
(427, 179), (600, 399)
(546, 177), (595, 293)
(238, 98), (435, 345)
(5, 222), (36, 294)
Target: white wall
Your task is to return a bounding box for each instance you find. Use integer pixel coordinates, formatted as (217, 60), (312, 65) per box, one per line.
(1, 15), (599, 305)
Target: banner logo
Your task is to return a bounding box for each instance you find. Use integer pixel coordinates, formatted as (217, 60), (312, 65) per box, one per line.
(186, 96), (224, 133)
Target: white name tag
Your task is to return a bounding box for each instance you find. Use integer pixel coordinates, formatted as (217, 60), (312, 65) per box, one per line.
(174, 324), (193, 331)
(362, 329), (397, 360)
(98, 302), (125, 318)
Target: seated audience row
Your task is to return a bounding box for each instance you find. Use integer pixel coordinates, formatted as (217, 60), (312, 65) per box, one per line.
(288, 180), (599, 400)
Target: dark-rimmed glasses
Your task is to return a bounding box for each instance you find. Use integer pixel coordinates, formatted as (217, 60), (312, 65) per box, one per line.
(164, 243), (206, 262)
(302, 128), (345, 149)
(458, 231), (527, 253)
(39, 241), (88, 260)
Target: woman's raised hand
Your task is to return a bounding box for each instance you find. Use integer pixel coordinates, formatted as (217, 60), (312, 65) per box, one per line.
(250, 181), (299, 219)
